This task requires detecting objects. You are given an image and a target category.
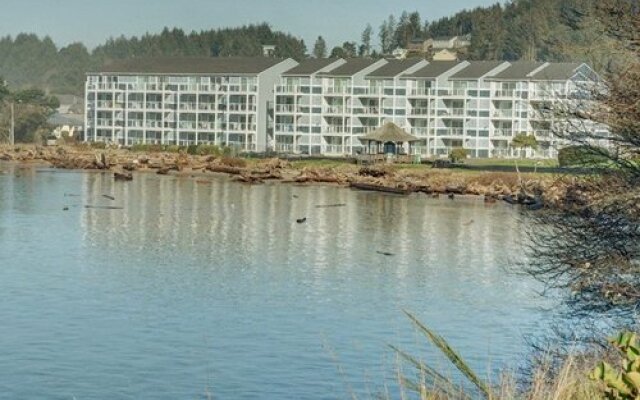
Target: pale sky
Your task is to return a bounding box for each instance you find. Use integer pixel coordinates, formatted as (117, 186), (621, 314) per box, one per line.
(1, 0), (499, 51)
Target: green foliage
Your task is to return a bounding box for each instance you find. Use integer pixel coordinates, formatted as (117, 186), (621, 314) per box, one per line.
(393, 311), (495, 398)
(0, 23), (307, 95)
(449, 147), (469, 163)
(590, 332), (640, 399)
(312, 36), (327, 58)
(512, 133), (539, 150)
(558, 145), (611, 167)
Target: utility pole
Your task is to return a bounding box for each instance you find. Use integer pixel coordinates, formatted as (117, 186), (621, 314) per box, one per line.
(10, 101), (14, 146)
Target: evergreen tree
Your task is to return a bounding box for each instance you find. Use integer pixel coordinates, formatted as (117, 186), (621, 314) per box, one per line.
(361, 24), (373, 56)
(313, 36), (327, 58)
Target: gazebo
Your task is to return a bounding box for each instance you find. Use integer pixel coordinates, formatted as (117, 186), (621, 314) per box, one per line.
(358, 122), (420, 163)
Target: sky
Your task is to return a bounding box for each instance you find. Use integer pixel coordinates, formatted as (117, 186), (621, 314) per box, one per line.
(1, 0), (499, 51)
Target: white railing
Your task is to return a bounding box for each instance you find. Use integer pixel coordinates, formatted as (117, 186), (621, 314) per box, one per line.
(324, 126), (348, 134)
(276, 104), (296, 113)
(275, 124), (295, 133)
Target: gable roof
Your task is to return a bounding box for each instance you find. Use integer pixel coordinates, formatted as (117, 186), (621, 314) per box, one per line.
(282, 58), (342, 76)
(530, 62), (583, 81)
(402, 61), (462, 79)
(450, 61), (506, 80)
(91, 57), (288, 75)
(366, 59), (424, 78)
(316, 58), (381, 77)
(488, 61), (545, 80)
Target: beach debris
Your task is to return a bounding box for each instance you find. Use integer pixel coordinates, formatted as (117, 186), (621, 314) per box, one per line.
(62, 206), (69, 211)
(102, 194), (115, 201)
(296, 217), (307, 224)
(376, 251), (395, 256)
(84, 205), (124, 210)
(114, 171), (133, 181)
(64, 193), (81, 197)
(463, 220), (474, 226)
(315, 203), (346, 208)
(448, 193), (455, 200)
(292, 194), (299, 198)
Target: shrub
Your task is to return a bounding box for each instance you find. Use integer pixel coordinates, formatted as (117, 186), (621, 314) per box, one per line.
(449, 147), (469, 163)
(90, 142), (106, 149)
(195, 144), (221, 156)
(558, 145), (611, 167)
(165, 145), (181, 153)
(590, 332), (640, 399)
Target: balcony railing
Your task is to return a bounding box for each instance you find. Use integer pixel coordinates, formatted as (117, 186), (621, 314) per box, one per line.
(436, 128), (464, 136)
(275, 124), (295, 133)
(275, 104), (296, 113)
(324, 106), (344, 114)
(493, 129), (513, 137)
(324, 126), (348, 134)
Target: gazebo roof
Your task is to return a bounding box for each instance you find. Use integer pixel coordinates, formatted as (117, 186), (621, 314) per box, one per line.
(359, 122), (420, 143)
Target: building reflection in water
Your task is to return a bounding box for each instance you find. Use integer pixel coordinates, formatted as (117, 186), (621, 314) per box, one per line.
(79, 173), (527, 299)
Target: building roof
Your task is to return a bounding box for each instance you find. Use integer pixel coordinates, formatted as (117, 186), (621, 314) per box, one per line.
(365, 59), (424, 78)
(530, 62), (583, 81)
(450, 61), (506, 80)
(358, 122), (420, 143)
(316, 58), (381, 77)
(402, 61), (462, 79)
(91, 57), (288, 75)
(282, 58), (341, 76)
(488, 61), (546, 80)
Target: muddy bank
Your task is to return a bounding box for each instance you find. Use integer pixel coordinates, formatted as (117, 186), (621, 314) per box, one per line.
(1, 145), (565, 207)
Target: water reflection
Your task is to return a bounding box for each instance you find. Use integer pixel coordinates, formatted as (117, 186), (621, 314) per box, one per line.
(0, 166), (550, 400)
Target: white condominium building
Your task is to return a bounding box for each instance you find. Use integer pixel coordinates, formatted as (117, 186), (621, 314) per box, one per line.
(84, 56), (603, 158)
(274, 59), (603, 158)
(85, 57), (296, 151)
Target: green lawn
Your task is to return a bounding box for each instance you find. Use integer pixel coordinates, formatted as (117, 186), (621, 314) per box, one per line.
(464, 158), (559, 168)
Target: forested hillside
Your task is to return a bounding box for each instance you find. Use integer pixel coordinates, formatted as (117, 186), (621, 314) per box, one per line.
(0, 24), (306, 95)
(0, 1), (634, 97)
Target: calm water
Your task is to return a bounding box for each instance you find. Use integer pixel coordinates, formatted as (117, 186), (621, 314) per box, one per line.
(0, 164), (552, 399)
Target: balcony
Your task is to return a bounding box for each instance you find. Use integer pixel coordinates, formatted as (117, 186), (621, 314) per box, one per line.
(145, 102), (162, 110)
(492, 111), (513, 119)
(494, 90), (515, 98)
(410, 88), (430, 97)
(96, 101), (113, 108)
(324, 106), (344, 114)
(436, 128), (464, 136)
(353, 106), (379, 115)
(96, 119), (113, 127)
(493, 129), (513, 137)
(437, 89), (466, 97)
(324, 126), (348, 134)
(324, 145), (346, 154)
(179, 121), (197, 130)
(409, 107), (429, 116)
(275, 104), (296, 113)
(275, 124), (295, 133)
(179, 103), (198, 111)
(324, 87), (349, 95)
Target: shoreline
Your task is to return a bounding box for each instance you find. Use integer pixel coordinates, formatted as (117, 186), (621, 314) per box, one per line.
(1, 145), (562, 206)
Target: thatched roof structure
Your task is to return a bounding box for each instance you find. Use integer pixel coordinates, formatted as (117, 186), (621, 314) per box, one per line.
(359, 122), (419, 143)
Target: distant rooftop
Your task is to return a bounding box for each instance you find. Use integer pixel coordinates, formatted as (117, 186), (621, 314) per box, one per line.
(91, 57), (287, 75)
(316, 58), (380, 77)
(530, 62), (584, 81)
(488, 61), (546, 80)
(450, 61), (506, 80)
(402, 61), (462, 79)
(282, 58), (341, 76)
(366, 59), (424, 78)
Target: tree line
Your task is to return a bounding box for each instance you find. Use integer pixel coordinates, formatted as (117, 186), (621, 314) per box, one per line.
(0, 24), (307, 96)
(0, 0), (632, 98)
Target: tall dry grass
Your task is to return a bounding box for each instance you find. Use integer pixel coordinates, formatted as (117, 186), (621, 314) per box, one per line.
(392, 311), (603, 400)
